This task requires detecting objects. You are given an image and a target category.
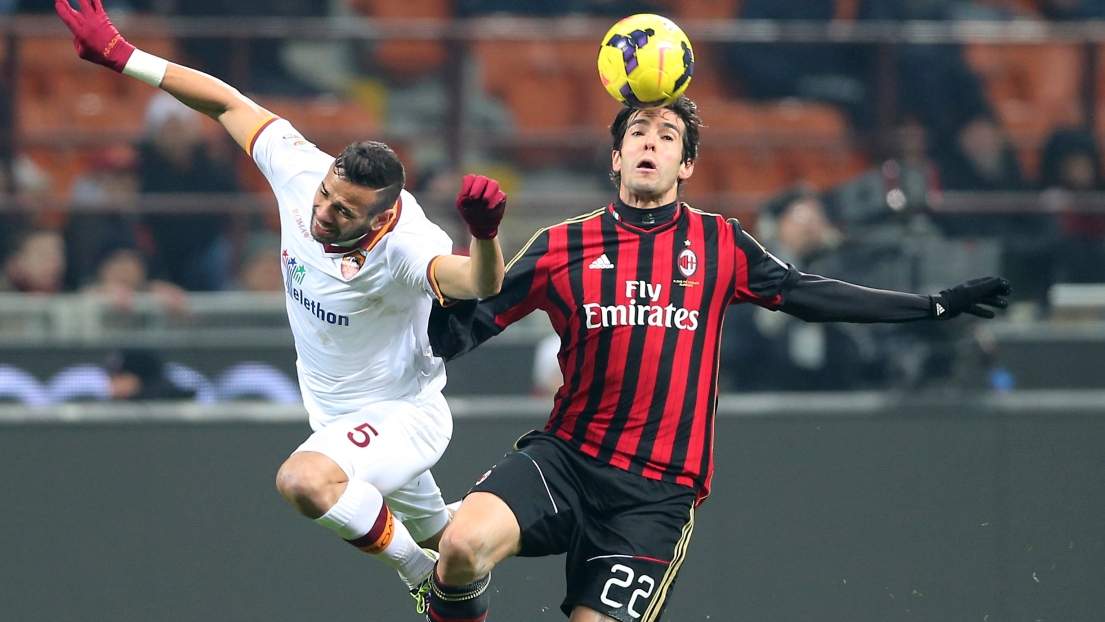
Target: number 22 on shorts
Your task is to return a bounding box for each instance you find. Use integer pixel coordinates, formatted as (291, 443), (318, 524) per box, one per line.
(347, 422), (379, 448)
(600, 564), (656, 619)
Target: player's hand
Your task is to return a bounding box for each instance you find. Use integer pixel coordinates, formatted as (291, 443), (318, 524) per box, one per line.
(456, 174), (507, 240)
(932, 277), (1012, 319)
(55, 0), (135, 73)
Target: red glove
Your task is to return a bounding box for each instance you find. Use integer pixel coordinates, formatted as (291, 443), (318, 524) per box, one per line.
(456, 174), (507, 240)
(55, 0), (135, 73)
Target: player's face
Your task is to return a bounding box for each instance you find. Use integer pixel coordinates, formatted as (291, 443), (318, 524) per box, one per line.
(612, 108), (694, 207)
(310, 166), (384, 245)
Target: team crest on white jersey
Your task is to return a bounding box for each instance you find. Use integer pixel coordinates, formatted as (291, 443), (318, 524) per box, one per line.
(678, 249), (698, 277)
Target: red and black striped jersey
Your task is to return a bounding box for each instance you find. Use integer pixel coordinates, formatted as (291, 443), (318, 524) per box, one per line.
(436, 203), (794, 503)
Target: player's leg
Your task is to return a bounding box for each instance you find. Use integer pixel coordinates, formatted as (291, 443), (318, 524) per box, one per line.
(275, 395), (451, 594)
(424, 491), (521, 621)
(437, 491), (522, 582)
(428, 432), (579, 621)
(379, 468), (457, 552)
(383, 469), (452, 614)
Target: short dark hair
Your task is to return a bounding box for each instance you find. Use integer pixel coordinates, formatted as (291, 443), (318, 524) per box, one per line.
(334, 141), (406, 214)
(609, 96), (702, 189)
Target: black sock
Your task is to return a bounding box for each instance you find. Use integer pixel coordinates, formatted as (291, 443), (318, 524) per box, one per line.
(426, 570), (491, 622)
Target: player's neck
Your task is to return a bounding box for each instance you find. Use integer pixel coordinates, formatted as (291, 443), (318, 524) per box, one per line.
(619, 187), (679, 209)
(331, 233), (368, 248)
(613, 196), (679, 229)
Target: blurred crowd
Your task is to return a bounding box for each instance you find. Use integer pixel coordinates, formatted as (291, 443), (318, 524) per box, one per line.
(5, 0), (1105, 398)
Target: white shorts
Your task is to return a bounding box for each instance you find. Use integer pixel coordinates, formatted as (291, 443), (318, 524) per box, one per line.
(294, 391), (453, 542)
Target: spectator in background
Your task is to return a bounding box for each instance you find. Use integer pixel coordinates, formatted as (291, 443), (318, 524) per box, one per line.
(933, 113), (1026, 195)
(64, 145), (140, 289)
(138, 92), (239, 291)
(104, 348), (196, 401)
(234, 231), (284, 292)
(0, 228), (67, 294)
(82, 245), (189, 316)
(720, 188), (879, 391)
(1039, 127), (1105, 283)
(412, 166), (469, 252)
(933, 112), (1056, 308)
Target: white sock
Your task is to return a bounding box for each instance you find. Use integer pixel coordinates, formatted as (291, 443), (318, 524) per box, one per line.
(315, 479), (436, 589)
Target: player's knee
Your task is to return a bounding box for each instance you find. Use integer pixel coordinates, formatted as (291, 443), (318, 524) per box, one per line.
(438, 524), (491, 580)
(275, 454), (341, 518)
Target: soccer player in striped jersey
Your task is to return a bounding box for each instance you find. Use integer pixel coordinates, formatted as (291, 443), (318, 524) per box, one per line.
(425, 97), (1012, 622)
(56, 0), (509, 614)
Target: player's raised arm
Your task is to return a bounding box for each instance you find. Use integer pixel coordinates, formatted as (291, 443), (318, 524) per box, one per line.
(432, 175), (508, 300)
(55, 0), (271, 152)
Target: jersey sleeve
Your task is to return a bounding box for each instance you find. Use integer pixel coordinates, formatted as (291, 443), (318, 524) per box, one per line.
(428, 229), (551, 360)
(386, 227), (454, 298)
(729, 218), (796, 310)
(777, 273), (934, 323)
(248, 118), (332, 189)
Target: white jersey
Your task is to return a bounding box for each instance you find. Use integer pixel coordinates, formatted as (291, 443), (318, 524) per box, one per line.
(250, 118), (453, 429)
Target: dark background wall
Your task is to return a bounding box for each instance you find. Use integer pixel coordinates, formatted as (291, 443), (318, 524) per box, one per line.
(1, 411), (1103, 621)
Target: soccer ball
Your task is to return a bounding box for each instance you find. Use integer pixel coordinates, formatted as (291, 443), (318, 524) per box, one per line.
(597, 14), (694, 108)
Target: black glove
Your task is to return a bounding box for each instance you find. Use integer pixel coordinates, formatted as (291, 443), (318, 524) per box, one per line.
(931, 277), (1012, 320)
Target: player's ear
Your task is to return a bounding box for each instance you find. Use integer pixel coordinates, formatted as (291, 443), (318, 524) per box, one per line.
(679, 158), (694, 180)
(368, 207), (395, 231)
(611, 150), (622, 174)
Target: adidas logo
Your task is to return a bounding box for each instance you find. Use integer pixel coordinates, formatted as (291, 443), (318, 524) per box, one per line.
(588, 254), (614, 270)
(935, 302), (946, 316)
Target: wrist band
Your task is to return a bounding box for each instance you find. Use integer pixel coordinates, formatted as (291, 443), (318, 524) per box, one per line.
(122, 49), (169, 87)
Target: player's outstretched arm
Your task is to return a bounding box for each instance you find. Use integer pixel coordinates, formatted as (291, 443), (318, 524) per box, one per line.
(778, 273), (1012, 323)
(55, 0), (271, 151)
(433, 175), (508, 300)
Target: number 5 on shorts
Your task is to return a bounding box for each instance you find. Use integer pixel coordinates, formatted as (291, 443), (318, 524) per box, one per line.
(347, 422), (379, 448)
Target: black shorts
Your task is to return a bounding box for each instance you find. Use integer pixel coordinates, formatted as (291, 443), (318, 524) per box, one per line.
(469, 431), (697, 622)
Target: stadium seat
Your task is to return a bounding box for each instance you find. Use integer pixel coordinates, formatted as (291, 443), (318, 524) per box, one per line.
(965, 42), (1084, 164)
(14, 37), (180, 196)
(784, 147), (870, 191)
(22, 146), (96, 198)
(674, 0), (741, 20)
(702, 147), (792, 195)
(350, 0), (451, 82)
(975, 0), (1042, 16)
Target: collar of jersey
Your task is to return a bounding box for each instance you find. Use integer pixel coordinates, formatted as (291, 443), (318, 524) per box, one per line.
(320, 195), (403, 255)
(608, 198), (682, 234)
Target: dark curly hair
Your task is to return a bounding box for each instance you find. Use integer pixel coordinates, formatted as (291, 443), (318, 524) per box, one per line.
(609, 96), (702, 189)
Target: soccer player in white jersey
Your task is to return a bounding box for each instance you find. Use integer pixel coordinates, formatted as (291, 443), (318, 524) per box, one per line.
(56, 0), (509, 613)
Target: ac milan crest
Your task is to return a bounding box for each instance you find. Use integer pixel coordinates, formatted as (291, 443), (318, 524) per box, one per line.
(677, 248), (697, 277)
